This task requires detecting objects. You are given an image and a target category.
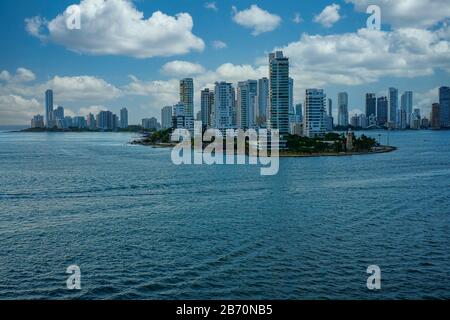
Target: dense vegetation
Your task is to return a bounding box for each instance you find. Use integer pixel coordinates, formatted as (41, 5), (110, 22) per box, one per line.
(143, 128), (172, 144)
(286, 133), (377, 154)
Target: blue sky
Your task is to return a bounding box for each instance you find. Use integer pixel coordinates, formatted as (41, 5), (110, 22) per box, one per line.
(0, 0), (449, 124)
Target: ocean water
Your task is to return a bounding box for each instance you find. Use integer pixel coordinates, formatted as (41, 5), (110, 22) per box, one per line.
(0, 129), (449, 300)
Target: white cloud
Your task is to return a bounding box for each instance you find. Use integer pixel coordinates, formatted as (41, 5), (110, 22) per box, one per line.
(204, 2), (218, 11)
(0, 95), (41, 125)
(124, 76), (179, 106)
(293, 13), (303, 24)
(232, 5), (281, 36)
(160, 61), (206, 77)
(269, 27), (450, 92)
(0, 68), (36, 83)
(43, 76), (121, 101)
(0, 73), (121, 103)
(25, 0), (205, 58)
(212, 40), (227, 49)
(347, 0), (450, 28)
(314, 4), (341, 28)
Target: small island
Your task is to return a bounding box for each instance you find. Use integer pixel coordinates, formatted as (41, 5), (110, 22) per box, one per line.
(131, 129), (396, 157)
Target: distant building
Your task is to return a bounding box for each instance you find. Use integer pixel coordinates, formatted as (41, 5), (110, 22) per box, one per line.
(172, 102), (194, 132)
(31, 114), (44, 128)
(304, 89), (326, 138)
(96, 111), (116, 130)
(295, 103), (303, 121)
(161, 106), (173, 130)
(257, 77), (269, 126)
(430, 103), (441, 129)
(401, 91), (413, 128)
(72, 116), (86, 129)
(268, 51), (290, 137)
(350, 114), (358, 128)
(180, 78), (194, 118)
(439, 86), (450, 128)
(388, 87), (398, 127)
(213, 81), (236, 132)
(421, 117), (430, 129)
(45, 89), (53, 128)
(200, 88), (214, 128)
(52, 106), (64, 121)
(237, 80), (257, 129)
(142, 117), (160, 131)
(337, 92), (348, 127)
(120, 108), (128, 129)
(86, 113), (96, 130)
(365, 93), (376, 119)
(327, 98), (333, 128)
(368, 114), (377, 127)
(377, 96), (388, 126)
(64, 116), (73, 128)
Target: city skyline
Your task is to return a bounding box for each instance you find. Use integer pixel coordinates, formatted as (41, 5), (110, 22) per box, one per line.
(1, 0), (449, 125)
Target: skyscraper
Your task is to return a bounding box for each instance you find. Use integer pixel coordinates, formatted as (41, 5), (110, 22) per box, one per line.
(295, 103), (303, 118)
(86, 113), (96, 130)
(439, 86), (450, 128)
(328, 98), (333, 118)
(161, 106), (173, 129)
(304, 89), (326, 138)
(337, 92), (348, 127)
(377, 96), (388, 126)
(200, 88), (214, 128)
(96, 110), (116, 130)
(31, 115), (44, 128)
(268, 51), (290, 137)
(45, 89), (53, 128)
(237, 80), (257, 129)
(180, 78), (194, 118)
(52, 106), (64, 120)
(401, 91), (413, 128)
(257, 77), (269, 125)
(388, 87), (398, 126)
(431, 103), (441, 129)
(365, 93), (376, 118)
(120, 108), (128, 129)
(213, 81), (236, 132)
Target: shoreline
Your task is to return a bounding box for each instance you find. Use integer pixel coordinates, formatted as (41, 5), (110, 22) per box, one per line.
(279, 145), (396, 157)
(131, 140), (397, 158)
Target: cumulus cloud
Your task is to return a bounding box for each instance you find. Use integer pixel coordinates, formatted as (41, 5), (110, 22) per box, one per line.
(43, 76), (121, 102)
(160, 61), (206, 77)
(124, 76), (179, 106)
(0, 68), (36, 83)
(269, 27), (450, 91)
(314, 4), (341, 28)
(204, 2), (218, 11)
(232, 5), (281, 36)
(25, 0), (205, 58)
(347, 0), (450, 28)
(293, 13), (303, 24)
(212, 40), (227, 49)
(0, 72), (121, 104)
(0, 95), (41, 125)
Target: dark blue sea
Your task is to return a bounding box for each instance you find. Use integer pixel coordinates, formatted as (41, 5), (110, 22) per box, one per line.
(0, 128), (449, 299)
